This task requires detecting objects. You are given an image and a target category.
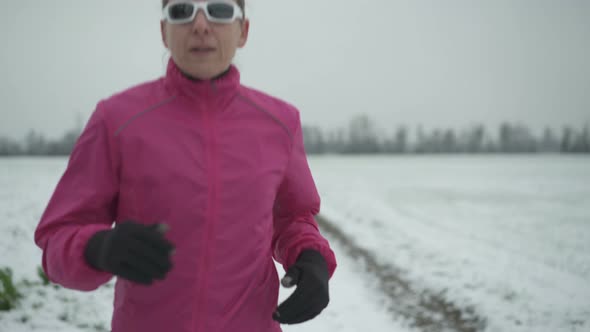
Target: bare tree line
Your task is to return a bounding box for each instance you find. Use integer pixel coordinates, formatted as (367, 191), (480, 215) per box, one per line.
(0, 128), (82, 156)
(302, 114), (590, 155)
(0, 114), (589, 156)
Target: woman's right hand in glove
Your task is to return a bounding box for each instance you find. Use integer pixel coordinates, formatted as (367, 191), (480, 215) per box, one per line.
(84, 220), (175, 285)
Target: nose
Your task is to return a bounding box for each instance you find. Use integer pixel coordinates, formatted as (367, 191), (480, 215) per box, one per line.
(191, 9), (210, 34)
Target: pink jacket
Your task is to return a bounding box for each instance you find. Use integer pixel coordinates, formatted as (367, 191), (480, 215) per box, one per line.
(34, 59), (337, 332)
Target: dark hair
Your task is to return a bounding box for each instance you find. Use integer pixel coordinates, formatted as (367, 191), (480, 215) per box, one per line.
(162, 0), (246, 16)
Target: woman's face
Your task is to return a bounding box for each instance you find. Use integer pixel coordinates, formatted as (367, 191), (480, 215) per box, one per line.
(161, 0), (249, 79)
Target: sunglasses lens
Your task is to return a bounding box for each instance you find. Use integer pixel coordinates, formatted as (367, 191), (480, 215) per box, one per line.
(207, 3), (235, 20)
(168, 3), (195, 21)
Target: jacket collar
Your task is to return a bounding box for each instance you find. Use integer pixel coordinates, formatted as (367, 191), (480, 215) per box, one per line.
(164, 58), (240, 102)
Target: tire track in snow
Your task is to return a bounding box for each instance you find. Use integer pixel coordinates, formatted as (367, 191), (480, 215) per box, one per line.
(316, 214), (487, 332)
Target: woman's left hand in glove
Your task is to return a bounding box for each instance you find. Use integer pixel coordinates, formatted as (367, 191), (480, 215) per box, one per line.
(272, 249), (330, 324)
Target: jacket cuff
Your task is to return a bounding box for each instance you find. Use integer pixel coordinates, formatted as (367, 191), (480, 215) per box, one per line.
(287, 245), (337, 279)
(43, 224), (114, 291)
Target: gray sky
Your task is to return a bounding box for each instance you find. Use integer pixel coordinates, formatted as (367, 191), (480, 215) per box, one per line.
(1, 0), (589, 140)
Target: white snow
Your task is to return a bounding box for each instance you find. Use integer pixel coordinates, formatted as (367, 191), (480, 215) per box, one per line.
(1, 155), (589, 331)
(0, 157), (405, 332)
(309, 154), (590, 332)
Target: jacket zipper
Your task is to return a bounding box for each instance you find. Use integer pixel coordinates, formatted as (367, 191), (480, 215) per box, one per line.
(197, 82), (219, 332)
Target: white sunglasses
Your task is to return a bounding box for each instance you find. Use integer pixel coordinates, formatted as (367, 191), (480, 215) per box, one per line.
(162, 1), (244, 25)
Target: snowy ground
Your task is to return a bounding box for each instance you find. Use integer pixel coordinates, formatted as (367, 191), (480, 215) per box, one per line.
(1, 155), (589, 332)
(310, 155), (590, 332)
(0, 157), (406, 332)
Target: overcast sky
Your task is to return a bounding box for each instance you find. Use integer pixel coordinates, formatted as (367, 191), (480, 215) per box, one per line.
(1, 0), (589, 140)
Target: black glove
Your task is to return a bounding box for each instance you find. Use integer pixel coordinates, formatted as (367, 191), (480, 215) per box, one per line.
(273, 249), (330, 324)
(84, 220), (175, 285)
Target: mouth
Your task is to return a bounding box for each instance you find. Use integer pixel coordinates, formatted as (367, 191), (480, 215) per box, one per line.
(190, 47), (216, 54)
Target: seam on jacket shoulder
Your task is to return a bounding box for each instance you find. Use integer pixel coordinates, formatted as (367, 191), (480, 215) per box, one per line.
(114, 96), (177, 137)
(237, 93), (293, 141)
(95, 107), (120, 184)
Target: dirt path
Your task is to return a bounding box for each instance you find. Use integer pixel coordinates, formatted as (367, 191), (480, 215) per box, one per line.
(316, 214), (487, 332)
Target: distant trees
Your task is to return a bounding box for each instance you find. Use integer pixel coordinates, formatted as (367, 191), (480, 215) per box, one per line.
(561, 124), (590, 153)
(346, 114), (380, 154)
(1, 114), (589, 156)
(0, 127), (81, 156)
(0, 137), (23, 155)
(301, 114), (590, 155)
(302, 126), (326, 154)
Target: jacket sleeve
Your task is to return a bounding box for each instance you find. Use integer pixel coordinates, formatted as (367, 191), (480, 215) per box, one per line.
(271, 111), (337, 278)
(34, 105), (118, 291)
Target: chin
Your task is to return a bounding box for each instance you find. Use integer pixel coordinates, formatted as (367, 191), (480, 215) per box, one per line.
(184, 65), (221, 80)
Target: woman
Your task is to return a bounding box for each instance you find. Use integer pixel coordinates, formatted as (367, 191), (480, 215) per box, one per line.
(34, 0), (337, 331)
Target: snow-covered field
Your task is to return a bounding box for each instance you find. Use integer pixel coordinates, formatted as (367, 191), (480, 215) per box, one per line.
(1, 155), (589, 332)
(311, 155), (590, 332)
